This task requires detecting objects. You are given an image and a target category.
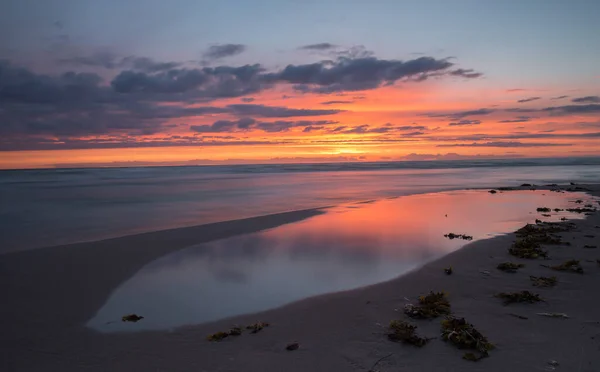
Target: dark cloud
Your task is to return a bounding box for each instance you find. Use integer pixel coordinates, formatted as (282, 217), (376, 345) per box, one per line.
(448, 119), (481, 126)
(449, 69), (483, 78)
(202, 44), (246, 60)
(551, 95), (569, 100)
(264, 56), (481, 93)
(330, 124), (427, 134)
(572, 95), (600, 104)
(190, 119), (338, 133)
(320, 100), (354, 105)
(299, 43), (337, 50)
(506, 88), (527, 92)
(542, 104), (600, 115)
(241, 97), (255, 102)
(225, 104), (343, 117)
(425, 108), (494, 120)
(111, 64), (265, 97)
(498, 116), (533, 123)
(517, 96), (541, 103)
(58, 53), (181, 72)
(437, 141), (571, 148)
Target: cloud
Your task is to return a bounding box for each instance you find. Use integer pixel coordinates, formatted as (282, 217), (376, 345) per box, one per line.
(448, 119), (481, 126)
(449, 69), (483, 79)
(111, 64), (265, 97)
(202, 44), (246, 60)
(299, 43), (337, 51)
(551, 95), (569, 100)
(542, 104), (600, 115)
(517, 96), (541, 103)
(506, 88), (527, 92)
(398, 152), (524, 161)
(437, 141), (571, 148)
(320, 100), (354, 105)
(572, 95), (600, 104)
(425, 108), (494, 120)
(264, 56), (481, 93)
(225, 104), (343, 117)
(58, 53), (181, 72)
(498, 116), (533, 123)
(330, 124), (427, 134)
(241, 97), (255, 102)
(190, 118), (338, 133)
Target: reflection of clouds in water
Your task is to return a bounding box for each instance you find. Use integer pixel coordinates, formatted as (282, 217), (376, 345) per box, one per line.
(212, 267), (248, 283)
(89, 190), (594, 332)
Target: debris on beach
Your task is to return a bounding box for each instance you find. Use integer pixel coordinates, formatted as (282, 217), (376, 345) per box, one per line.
(495, 290), (542, 305)
(207, 326), (243, 341)
(553, 208), (563, 212)
(585, 204), (593, 208)
(536, 207), (551, 212)
(566, 207), (596, 213)
(497, 262), (525, 273)
(488, 189), (497, 194)
(441, 317), (494, 361)
(530, 275), (557, 287)
(575, 199), (583, 204)
(404, 291), (451, 319)
(444, 233), (473, 241)
(444, 267), (453, 275)
(509, 237), (548, 259)
(541, 214), (551, 217)
(549, 259), (583, 274)
(246, 322), (270, 333)
(537, 312), (569, 319)
(285, 342), (299, 351)
(121, 314), (144, 322)
(387, 320), (431, 347)
(509, 313), (528, 320)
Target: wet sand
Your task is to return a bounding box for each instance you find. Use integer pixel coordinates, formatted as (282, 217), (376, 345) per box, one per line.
(1, 184), (599, 371)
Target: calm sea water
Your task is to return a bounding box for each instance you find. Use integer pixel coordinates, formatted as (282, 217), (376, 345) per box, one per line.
(1, 157), (599, 253)
(88, 189), (593, 331)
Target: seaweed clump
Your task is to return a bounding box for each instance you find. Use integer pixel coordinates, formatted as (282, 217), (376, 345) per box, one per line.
(207, 326), (243, 341)
(550, 259), (583, 274)
(530, 275), (557, 287)
(488, 189), (497, 194)
(404, 291), (451, 319)
(246, 322), (270, 334)
(495, 290), (542, 305)
(536, 207), (551, 213)
(122, 314), (144, 322)
(497, 262), (524, 273)
(441, 317), (494, 361)
(387, 320), (431, 347)
(444, 233), (473, 241)
(509, 237), (548, 259)
(566, 207), (595, 213)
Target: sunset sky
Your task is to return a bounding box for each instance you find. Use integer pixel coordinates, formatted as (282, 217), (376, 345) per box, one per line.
(1, 0), (599, 169)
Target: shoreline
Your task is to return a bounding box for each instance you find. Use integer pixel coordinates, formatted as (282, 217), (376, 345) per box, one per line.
(1, 184), (599, 371)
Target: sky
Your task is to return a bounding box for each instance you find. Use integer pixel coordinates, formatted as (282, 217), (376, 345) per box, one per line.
(1, 0), (599, 169)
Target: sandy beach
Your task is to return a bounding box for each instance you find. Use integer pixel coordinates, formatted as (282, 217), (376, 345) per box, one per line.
(1, 184), (600, 372)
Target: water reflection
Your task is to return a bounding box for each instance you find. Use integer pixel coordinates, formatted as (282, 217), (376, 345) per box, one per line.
(88, 190), (592, 332)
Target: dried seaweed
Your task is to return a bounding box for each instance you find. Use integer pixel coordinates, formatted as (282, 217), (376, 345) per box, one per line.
(530, 275), (557, 287)
(207, 326), (243, 341)
(536, 207), (551, 212)
(550, 259), (583, 274)
(387, 320), (431, 347)
(285, 343), (299, 351)
(444, 233), (473, 241)
(495, 290), (542, 305)
(566, 208), (595, 213)
(488, 189), (497, 194)
(246, 322), (270, 333)
(404, 291), (451, 319)
(497, 262), (525, 273)
(444, 267), (453, 275)
(441, 317), (493, 361)
(122, 314), (144, 322)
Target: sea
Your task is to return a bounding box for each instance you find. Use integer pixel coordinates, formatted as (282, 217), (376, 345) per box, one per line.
(1, 157), (599, 254)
